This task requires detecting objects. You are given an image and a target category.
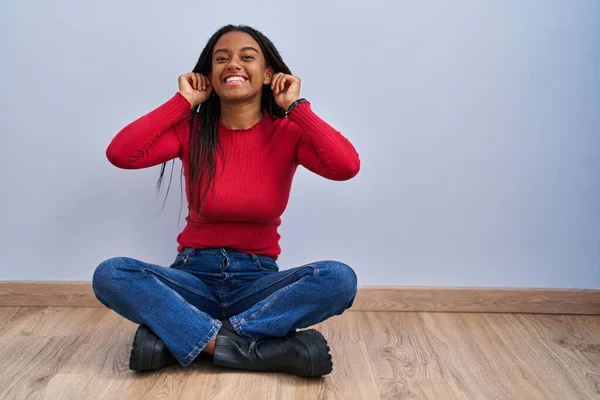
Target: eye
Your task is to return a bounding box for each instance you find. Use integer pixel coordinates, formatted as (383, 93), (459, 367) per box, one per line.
(215, 56), (228, 62)
(242, 55), (254, 61)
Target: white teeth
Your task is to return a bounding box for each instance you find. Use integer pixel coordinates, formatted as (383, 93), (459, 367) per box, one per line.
(226, 76), (246, 83)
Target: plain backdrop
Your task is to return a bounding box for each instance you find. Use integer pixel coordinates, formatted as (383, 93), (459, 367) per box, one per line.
(0, 0), (598, 288)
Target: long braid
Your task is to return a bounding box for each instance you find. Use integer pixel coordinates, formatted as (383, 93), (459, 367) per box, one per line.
(156, 25), (293, 223)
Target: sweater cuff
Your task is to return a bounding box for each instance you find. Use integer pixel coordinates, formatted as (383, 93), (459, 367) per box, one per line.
(286, 101), (318, 132)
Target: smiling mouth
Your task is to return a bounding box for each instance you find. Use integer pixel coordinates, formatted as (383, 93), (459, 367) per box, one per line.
(224, 75), (248, 86)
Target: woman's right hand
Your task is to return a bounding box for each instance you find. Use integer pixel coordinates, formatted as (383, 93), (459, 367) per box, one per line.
(178, 73), (213, 108)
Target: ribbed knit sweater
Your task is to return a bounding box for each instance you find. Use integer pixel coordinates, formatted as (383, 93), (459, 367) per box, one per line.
(106, 92), (360, 258)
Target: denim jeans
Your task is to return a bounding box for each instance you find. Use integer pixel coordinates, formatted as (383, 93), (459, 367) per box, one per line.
(91, 247), (358, 367)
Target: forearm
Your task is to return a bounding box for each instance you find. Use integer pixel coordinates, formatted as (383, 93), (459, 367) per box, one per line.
(106, 93), (191, 169)
(291, 102), (360, 180)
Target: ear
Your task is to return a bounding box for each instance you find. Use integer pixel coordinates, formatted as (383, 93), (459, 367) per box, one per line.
(263, 67), (274, 85)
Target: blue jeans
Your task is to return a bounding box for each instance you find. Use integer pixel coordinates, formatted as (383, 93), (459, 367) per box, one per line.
(92, 247), (357, 367)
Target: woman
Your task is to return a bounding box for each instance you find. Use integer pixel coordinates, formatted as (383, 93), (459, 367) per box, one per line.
(92, 25), (360, 377)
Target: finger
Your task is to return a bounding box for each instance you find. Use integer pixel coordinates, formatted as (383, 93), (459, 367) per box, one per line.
(183, 74), (191, 90)
(200, 74), (207, 91)
(271, 73), (282, 91)
(193, 73), (199, 90)
(288, 76), (298, 92)
(277, 74), (286, 94)
(279, 75), (287, 93)
(273, 74), (281, 93)
(271, 74), (279, 92)
(196, 73), (204, 90)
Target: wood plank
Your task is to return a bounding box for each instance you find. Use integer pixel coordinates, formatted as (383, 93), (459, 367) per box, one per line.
(507, 314), (600, 398)
(122, 358), (294, 400)
(0, 307), (102, 399)
(353, 286), (600, 315)
(448, 313), (551, 399)
(299, 312), (380, 400)
(1, 307), (599, 399)
(418, 312), (600, 399)
(0, 281), (99, 307)
(42, 314), (136, 399)
(359, 311), (466, 400)
(0, 306), (20, 332)
(1, 282), (599, 315)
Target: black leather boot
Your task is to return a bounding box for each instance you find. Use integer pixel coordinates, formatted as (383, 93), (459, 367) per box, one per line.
(212, 320), (333, 377)
(129, 325), (178, 371)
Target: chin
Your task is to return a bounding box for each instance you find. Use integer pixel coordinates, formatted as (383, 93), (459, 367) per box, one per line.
(217, 89), (260, 103)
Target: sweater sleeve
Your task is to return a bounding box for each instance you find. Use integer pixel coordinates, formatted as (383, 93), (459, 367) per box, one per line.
(288, 101), (360, 181)
(106, 92), (192, 169)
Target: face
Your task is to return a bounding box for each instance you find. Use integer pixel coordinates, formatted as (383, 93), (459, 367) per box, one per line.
(210, 31), (273, 102)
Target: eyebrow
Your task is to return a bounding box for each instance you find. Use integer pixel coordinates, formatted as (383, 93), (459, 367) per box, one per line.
(213, 46), (259, 55)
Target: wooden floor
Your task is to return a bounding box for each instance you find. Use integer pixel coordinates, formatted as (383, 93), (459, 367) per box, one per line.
(0, 307), (598, 400)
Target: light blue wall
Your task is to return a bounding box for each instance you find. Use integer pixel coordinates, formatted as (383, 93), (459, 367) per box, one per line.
(1, 0), (598, 287)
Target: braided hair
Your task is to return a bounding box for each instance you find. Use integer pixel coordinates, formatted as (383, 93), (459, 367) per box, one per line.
(157, 25), (292, 223)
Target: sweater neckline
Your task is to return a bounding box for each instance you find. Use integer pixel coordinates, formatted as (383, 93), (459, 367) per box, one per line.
(218, 113), (268, 133)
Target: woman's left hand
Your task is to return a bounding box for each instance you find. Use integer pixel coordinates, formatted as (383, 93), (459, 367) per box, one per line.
(271, 73), (301, 111)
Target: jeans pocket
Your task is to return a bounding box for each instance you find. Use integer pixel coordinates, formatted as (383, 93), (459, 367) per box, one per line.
(170, 257), (185, 269)
(250, 254), (278, 272)
(170, 248), (195, 269)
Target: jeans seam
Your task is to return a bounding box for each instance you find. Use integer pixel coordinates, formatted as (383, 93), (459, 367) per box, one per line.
(229, 315), (249, 338)
(149, 273), (221, 367)
(147, 270), (216, 324)
(223, 265), (317, 308)
(182, 321), (221, 367)
(251, 254), (276, 272)
(144, 267), (217, 303)
(238, 275), (310, 328)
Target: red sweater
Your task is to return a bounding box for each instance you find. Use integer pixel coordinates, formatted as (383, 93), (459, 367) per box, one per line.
(107, 93), (360, 258)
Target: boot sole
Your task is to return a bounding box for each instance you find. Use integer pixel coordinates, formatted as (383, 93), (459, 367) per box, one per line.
(129, 325), (160, 371)
(294, 329), (333, 377)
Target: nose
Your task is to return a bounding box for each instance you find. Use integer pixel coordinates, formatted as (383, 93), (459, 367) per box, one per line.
(226, 56), (242, 71)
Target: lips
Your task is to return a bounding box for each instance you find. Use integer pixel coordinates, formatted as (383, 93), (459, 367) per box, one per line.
(224, 75), (248, 86)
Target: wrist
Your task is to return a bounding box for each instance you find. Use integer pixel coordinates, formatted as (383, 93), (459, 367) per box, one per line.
(285, 98), (307, 116)
(284, 98), (298, 111)
(179, 92), (197, 109)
